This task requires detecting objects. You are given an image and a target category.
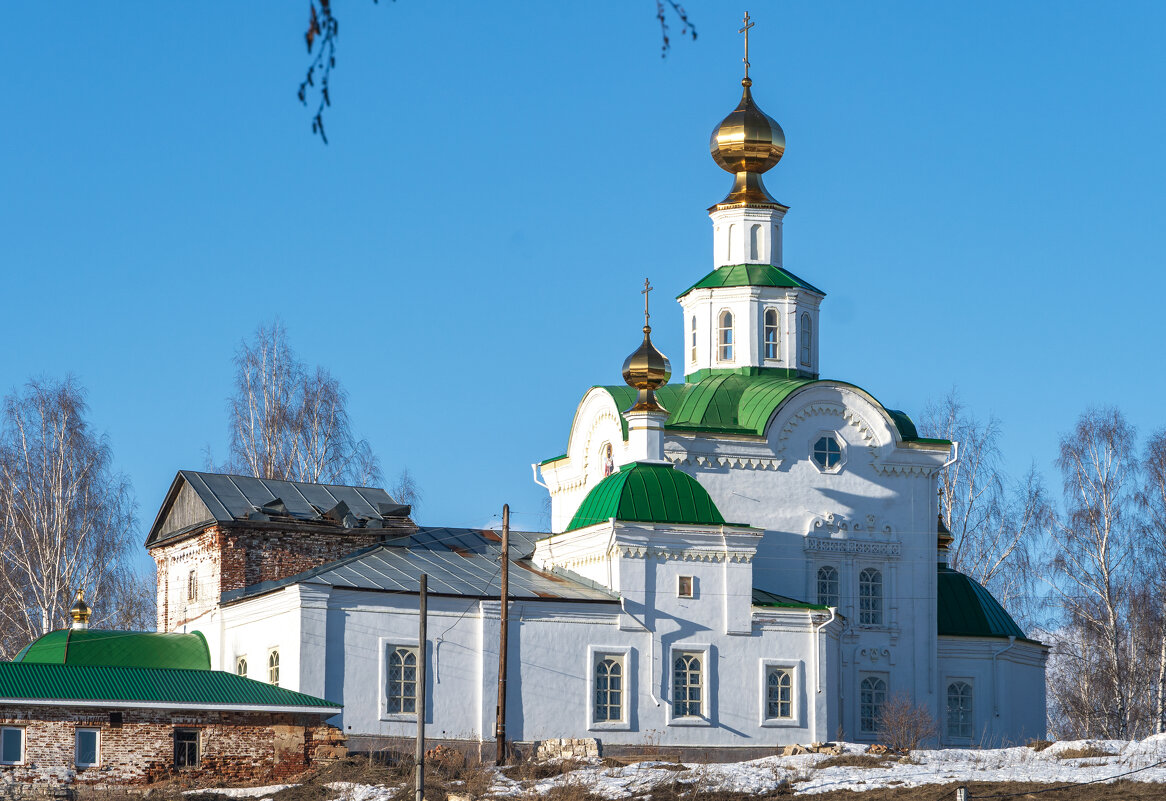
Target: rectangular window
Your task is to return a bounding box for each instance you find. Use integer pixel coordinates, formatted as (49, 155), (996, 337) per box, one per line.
(594, 654), (625, 723)
(859, 568), (883, 626)
(677, 575), (694, 598)
(765, 667), (793, 720)
(174, 728), (199, 769)
(0, 727), (23, 765)
(387, 645), (420, 714)
(946, 681), (974, 739)
(75, 728), (99, 768)
(672, 651), (704, 718)
(187, 570), (197, 602)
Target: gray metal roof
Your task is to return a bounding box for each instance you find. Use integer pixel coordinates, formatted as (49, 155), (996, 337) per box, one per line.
(221, 527), (616, 604)
(146, 470), (409, 546)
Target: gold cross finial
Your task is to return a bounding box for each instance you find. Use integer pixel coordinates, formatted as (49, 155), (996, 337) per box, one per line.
(739, 11), (755, 79)
(641, 278), (653, 327)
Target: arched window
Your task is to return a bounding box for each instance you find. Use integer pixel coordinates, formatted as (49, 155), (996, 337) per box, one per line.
(690, 316), (697, 363)
(727, 224), (737, 261)
(763, 308), (779, 360)
(859, 568), (883, 626)
(773, 224), (782, 264)
(766, 668), (793, 720)
(387, 646), (419, 714)
(817, 566), (839, 607)
(268, 650), (280, 685)
(672, 652), (703, 718)
(594, 656), (624, 723)
(718, 311), (734, 361)
(235, 656), (247, 677)
(799, 312), (812, 367)
(749, 224), (761, 260)
(860, 676), (887, 733)
(946, 682), (973, 739)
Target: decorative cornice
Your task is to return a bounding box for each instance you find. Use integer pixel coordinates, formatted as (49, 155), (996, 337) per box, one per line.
(808, 512), (892, 537)
(804, 537), (901, 558)
(776, 400), (879, 458)
(664, 449), (781, 471)
(616, 545), (754, 563)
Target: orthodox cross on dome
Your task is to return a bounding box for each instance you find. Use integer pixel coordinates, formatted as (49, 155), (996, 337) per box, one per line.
(641, 278), (653, 328)
(739, 11), (755, 79)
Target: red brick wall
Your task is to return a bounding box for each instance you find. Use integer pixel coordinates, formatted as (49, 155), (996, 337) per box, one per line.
(152, 523), (407, 632)
(0, 705), (343, 787)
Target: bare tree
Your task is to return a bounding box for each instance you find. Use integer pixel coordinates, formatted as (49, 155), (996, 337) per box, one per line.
(0, 378), (152, 658)
(1140, 428), (1166, 733)
(1043, 407), (1137, 738)
(877, 692), (937, 751)
(226, 321), (385, 487)
(922, 390), (1045, 622)
(388, 466), (423, 522)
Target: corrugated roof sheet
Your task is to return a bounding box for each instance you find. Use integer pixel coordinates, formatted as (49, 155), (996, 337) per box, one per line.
(14, 630), (210, 670)
(0, 663), (339, 711)
(752, 587), (826, 610)
(937, 566), (1032, 642)
(222, 527), (616, 604)
(567, 463), (729, 531)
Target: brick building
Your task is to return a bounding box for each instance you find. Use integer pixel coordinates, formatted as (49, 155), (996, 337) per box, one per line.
(1, 598), (342, 790)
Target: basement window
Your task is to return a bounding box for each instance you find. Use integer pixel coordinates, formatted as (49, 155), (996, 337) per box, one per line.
(0, 727), (23, 765)
(174, 728), (199, 769)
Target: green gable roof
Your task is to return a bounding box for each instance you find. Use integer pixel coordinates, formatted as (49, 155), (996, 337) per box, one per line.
(568, 462), (728, 531)
(14, 629), (210, 671)
(677, 263), (826, 299)
(937, 566), (1031, 642)
(0, 662), (339, 713)
(752, 587), (827, 611)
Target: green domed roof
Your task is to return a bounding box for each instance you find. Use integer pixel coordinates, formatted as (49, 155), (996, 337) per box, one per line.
(937, 567), (1030, 641)
(13, 629), (211, 671)
(567, 462), (727, 531)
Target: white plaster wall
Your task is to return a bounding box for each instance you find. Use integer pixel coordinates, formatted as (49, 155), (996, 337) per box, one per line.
(938, 637), (1048, 747)
(710, 206), (786, 268)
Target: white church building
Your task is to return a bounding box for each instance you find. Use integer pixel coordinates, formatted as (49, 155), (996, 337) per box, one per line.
(145, 49), (1047, 757)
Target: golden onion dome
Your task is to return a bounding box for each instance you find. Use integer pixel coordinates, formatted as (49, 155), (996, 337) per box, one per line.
(622, 280), (671, 413)
(70, 590), (92, 627)
(709, 77), (786, 206)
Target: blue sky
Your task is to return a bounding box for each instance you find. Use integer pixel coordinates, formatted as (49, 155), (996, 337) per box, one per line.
(3, 2), (1164, 572)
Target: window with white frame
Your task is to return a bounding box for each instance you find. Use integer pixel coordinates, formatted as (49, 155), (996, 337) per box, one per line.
(268, 649), (280, 685)
(387, 645), (420, 714)
(690, 316), (697, 363)
(594, 654), (624, 723)
(718, 311), (734, 361)
(0, 727), (23, 765)
(677, 575), (694, 598)
(763, 308), (779, 360)
(236, 656), (247, 677)
(672, 652), (704, 718)
(799, 313), (812, 367)
(765, 667), (793, 720)
(860, 676), (887, 733)
(859, 568), (883, 625)
(75, 728), (99, 768)
(816, 565), (839, 607)
(947, 681), (973, 739)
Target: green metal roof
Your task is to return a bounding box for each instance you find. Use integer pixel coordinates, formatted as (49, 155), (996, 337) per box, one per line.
(567, 462), (728, 531)
(937, 567), (1031, 641)
(752, 587), (827, 611)
(14, 629), (211, 671)
(582, 370), (932, 443)
(677, 263), (826, 299)
(0, 662), (339, 712)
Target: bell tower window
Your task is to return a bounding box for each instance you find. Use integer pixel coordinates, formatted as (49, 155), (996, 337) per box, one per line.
(718, 311), (734, 361)
(749, 224), (761, 260)
(799, 313), (812, 367)
(763, 308), (779, 360)
(690, 316), (697, 363)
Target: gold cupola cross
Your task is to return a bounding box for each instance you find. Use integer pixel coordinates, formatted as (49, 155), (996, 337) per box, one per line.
(641, 278), (653, 327)
(740, 11), (755, 78)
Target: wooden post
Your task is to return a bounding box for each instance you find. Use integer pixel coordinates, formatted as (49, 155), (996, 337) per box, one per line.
(955, 787), (969, 801)
(415, 573), (427, 801)
(495, 504), (510, 765)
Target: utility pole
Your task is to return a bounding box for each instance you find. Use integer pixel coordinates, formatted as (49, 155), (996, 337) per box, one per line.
(415, 573), (427, 801)
(495, 504), (510, 765)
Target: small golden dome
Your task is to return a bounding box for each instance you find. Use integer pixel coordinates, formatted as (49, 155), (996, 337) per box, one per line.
(709, 78), (786, 206)
(622, 280), (671, 413)
(70, 590), (92, 627)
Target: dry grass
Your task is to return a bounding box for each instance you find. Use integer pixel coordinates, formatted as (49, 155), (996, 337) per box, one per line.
(815, 753), (893, 770)
(501, 757), (588, 782)
(1055, 745), (1120, 760)
(1028, 738), (1055, 751)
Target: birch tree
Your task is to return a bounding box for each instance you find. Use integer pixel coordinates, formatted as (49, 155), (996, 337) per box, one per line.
(0, 378), (150, 658)
(226, 321), (383, 487)
(1140, 428), (1166, 733)
(1045, 407), (1137, 738)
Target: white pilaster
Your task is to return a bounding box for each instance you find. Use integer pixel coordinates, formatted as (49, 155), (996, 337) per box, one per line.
(622, 409), (669, 464)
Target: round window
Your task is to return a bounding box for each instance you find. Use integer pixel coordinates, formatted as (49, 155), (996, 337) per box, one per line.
(813, 436), (842, 469)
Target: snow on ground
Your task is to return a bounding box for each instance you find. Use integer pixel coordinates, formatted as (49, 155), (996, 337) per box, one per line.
(200, 736), (1166, 799)
(187, 787), (294, 798)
